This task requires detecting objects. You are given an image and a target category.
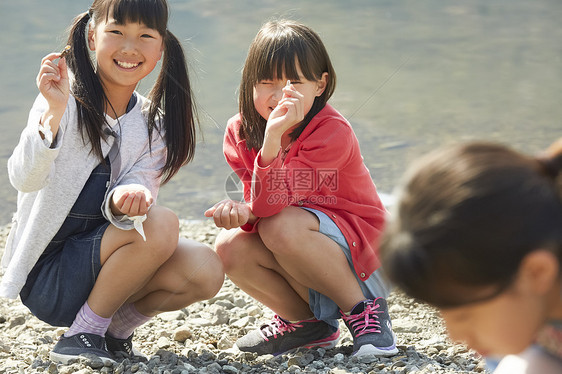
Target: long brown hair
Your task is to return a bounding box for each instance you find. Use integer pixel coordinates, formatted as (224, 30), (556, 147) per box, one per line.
(65, 0), (196, 183)
(380, 140), (562, 308)
(239, 19), (336, 150)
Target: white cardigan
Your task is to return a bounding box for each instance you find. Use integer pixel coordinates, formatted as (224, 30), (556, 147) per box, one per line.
(1, 93), (167, 299)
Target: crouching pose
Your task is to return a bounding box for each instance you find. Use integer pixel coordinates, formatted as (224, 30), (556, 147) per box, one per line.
(1, 0), (223, 364)
(206, 20), (397, 357)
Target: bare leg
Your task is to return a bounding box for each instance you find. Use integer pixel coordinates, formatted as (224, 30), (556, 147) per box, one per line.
(258, 207), (365, 313)
(88, 206), (223, 318)
(215, 228), (313, 321)
(129, 238), (224, 316)
(217, 207), (394, 358)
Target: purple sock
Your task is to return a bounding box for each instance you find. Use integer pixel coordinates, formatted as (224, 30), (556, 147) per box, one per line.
(64, 301), (112, 337)
(106, 303), (152, 339)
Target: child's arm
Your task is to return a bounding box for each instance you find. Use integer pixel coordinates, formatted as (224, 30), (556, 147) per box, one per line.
(259, 81), (304, 166)
(8, 53), (70, 192)
(102, 131), (166, 232)
(252, 120), (355, 218)
(217, 116), (259, 230)
(36, 52), (70, 143)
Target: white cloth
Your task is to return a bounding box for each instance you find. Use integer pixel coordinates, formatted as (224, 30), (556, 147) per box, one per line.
(38, 114), (54, 146)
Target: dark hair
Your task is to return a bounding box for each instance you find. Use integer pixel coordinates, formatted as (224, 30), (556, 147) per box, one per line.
(65, 0), (196, 184)
(239, 19), (336, 150)
(379, 140), (562, 308)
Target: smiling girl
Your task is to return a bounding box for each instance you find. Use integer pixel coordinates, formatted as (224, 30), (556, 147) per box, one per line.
(2, 0), (223, 364)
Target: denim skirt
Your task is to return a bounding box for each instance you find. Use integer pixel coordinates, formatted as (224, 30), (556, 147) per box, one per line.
(20, 160), (111, 326)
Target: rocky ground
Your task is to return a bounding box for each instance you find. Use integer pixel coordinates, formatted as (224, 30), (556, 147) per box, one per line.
(0, 221), (490, 374)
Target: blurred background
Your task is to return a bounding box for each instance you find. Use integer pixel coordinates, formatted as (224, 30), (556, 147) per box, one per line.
(1, 0), (561, 225)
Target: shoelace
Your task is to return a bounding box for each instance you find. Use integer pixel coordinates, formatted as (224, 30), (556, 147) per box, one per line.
(341, 300), (383, 337)
(259, 315), (303, 341)
(121, 340), (132, 355)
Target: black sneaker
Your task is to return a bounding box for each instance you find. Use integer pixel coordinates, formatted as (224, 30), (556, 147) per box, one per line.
(235, 315), (340, 356)
(105, 333), (147, 361)
(50, 332), (115, 365)
(340, 298), (398, 356)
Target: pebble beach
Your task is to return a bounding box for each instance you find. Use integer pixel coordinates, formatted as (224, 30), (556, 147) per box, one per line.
(0, 220), (490, 374)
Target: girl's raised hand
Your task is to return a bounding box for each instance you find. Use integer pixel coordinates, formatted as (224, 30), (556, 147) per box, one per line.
(111, 184), (154, 217)
(259, 81), (305, 166)
(204, 199), (253, 229)
(266, 81), (305, 136)
(36, 53), (70, 112)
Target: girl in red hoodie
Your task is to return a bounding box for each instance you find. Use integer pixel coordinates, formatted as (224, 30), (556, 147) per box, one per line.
(205, 19), (397, 357)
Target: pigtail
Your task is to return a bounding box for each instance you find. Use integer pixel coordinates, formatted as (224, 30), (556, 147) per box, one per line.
(148, 30), (197, 184)
(66, 10), (109, 161)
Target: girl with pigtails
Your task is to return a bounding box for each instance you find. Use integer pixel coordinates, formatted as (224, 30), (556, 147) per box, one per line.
(1, 0), (223, 364)
(380, 138), (562, 374)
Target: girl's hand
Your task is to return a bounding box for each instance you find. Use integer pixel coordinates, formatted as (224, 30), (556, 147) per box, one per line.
(36, 53), (70, 141)
(36, 53), (70, 113)
(111, 184), (154, 217)
(266, 82), (305, 137)
(259, 82), (304, 166)
(204, 199), (254, 229)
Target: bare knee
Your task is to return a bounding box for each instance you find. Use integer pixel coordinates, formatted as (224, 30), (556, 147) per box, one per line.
(214, 229), (258, 275)
(258, 208), (299, 255)
(142, 205), (179, 261)
(178, 239), (224, 300)
(193, 244), (224, 300)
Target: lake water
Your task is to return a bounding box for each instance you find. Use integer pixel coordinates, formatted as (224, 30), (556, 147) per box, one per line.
(1, 0), (561, 225)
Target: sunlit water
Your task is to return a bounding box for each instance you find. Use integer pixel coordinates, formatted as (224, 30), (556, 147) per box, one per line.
(1, 0), (561, 225)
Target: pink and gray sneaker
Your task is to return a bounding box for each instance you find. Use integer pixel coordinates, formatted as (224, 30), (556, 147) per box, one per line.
(235, 315), (340, 356)
(341, 298), (399, 356)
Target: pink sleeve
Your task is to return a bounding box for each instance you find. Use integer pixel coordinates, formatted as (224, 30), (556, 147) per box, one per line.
(223, 120), (259, 232)
(223, 121), (253, 205)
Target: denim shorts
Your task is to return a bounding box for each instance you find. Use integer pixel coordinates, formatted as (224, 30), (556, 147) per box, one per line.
(20, 160), (111, 327)
(303, 207), (392, 329)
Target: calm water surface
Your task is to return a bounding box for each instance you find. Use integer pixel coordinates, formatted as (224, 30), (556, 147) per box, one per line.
(1, 0), (561, 225)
